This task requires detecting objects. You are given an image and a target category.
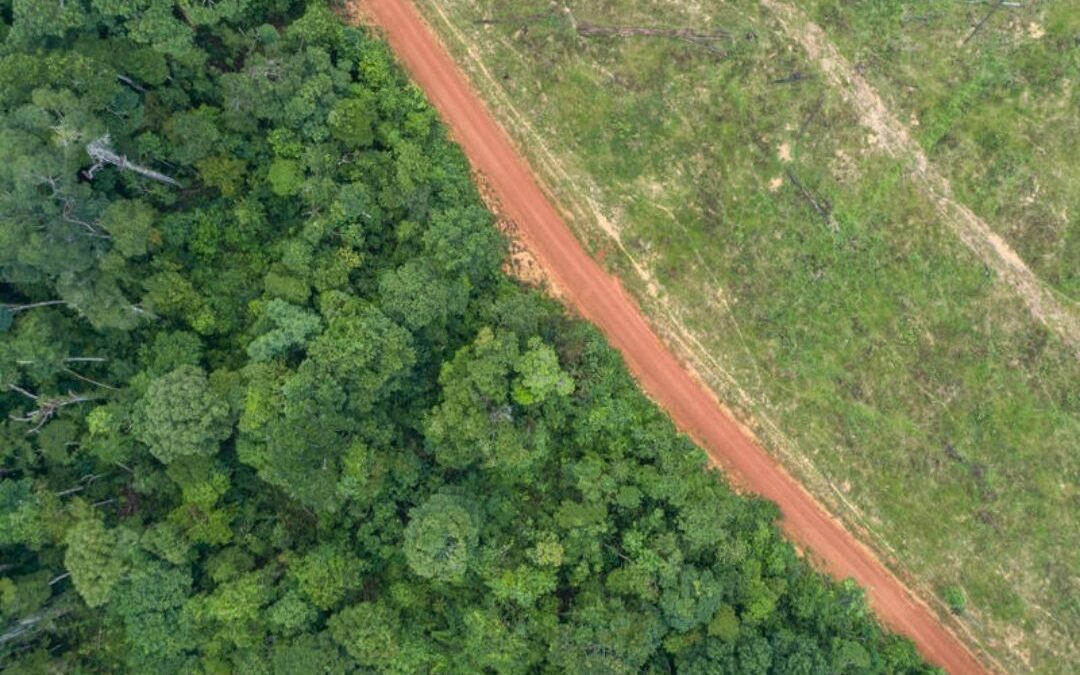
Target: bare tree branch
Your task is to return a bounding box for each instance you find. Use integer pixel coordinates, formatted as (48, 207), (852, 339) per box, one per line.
(60, 198), (108, 237)
(785, 169), (835, 231)
(0, 607), (73, 645)
(55, 473), (105, 498)
(62, 367), (117, 391)
(7, 387), (101, 434)
(84, 135), (181, 187)
(3, 300), (68, 314)
(963, 0), (1005, 46)
(7, 384), (39, 400)
(116, 74), (146, 93)
(48, 572), (71, 586)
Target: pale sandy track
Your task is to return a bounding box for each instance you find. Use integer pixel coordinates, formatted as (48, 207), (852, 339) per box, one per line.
(762, 0), (1080, 358)
(355, 1), (987, 672)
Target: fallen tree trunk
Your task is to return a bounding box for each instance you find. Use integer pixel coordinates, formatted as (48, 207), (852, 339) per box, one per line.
(576, 23), (728, 41)
(84, 135), (181, 187)
(473, 12), (555, 27)
(474, 14), (730, 54)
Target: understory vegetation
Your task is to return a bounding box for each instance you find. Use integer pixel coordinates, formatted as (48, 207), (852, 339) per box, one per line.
(0, 1), (935, 672)
(416, 1), (1079, 672)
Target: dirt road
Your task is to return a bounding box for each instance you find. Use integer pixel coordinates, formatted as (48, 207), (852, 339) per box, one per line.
(356, 2), (987, 672)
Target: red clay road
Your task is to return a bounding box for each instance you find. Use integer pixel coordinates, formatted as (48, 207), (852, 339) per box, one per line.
(357, 2), (987, 672)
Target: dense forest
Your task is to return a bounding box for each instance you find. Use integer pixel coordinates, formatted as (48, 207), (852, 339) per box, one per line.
(0, 1), (936, 672)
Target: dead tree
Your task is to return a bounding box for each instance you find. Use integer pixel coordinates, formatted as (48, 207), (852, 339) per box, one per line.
(2, 300), (68, 314)
(32, 175), (110, 238)
(962, 0), (1021, 46)
(784, 169), (834, 231)
(0, 606), (73, 646)
(83, 135), (181, 187)
(7, 385), (99, 434)
(771, 71), (812, 85)
(116, 74), (146, 93)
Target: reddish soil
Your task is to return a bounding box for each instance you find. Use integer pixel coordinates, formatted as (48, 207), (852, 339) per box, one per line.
(356, 2), (987, 672)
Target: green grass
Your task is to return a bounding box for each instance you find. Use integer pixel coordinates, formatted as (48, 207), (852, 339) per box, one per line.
(415, 1), (1079, 672)
(801, 0), (1080, 299)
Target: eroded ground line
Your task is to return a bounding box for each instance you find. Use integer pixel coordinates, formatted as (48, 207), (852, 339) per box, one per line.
(761, 0), (1080, 358)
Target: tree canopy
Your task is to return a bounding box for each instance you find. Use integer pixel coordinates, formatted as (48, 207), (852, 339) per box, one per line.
(0, 2), (937, 673)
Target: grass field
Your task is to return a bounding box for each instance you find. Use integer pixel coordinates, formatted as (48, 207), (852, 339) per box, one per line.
(412, 1), (1079, 671)
(801, 0), (1079, 301)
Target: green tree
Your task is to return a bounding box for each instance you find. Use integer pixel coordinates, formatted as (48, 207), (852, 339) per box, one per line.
(100, 199), (158, 258)
(425, 328), (552, 472)
(831, 638), (872, 674)
(267, 590), (318, 637)
(165, 106), (222, 165)
(943, 585), (967, 614)
(64, 515), (133, 608)
(268, 158), (303, 197)
(707, 604), (740, 642)
(134, 365), (232, 463)
(0, 479), (44, 548)
(270, 632), (348, 675)
(328, 602), (400, 667)
(9, 0), (88, 44)
(512, 337), (573, 405)
(660, 566), (727, 633)
(197, 155), (248, 197)
(403, 494), (478, 583)
(328, 94), (375, 149)
(247, 299), (321, 363)
(290, 543), (363, 610)
(110, 562), (196, 671)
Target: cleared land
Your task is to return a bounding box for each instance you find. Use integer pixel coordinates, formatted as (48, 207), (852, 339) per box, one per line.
(797, 0), (1079, 302)
(762, 0), (1080, 355)
(403, 1), (1078, 672)
(355, 2), (984, 671)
